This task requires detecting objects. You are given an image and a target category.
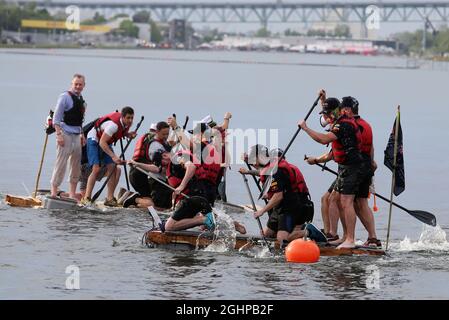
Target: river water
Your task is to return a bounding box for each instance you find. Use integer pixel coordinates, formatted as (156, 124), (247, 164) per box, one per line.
(1, 48), (448, 299)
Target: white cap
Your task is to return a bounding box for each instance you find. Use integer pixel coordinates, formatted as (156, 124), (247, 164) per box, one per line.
(200, 115), (212, 124)
(150, 123), (157, 131)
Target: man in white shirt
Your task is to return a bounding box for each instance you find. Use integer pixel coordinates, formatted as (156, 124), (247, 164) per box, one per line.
(82, 107), (136, 206)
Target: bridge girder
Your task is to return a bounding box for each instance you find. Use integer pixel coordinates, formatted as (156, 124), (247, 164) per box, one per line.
(14, 1), (449, 24)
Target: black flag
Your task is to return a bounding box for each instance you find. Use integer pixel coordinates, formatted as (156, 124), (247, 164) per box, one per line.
(384, 114), (405, 196)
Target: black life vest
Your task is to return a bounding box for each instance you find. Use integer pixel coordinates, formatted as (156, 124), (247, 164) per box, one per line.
(63, 91), (86, 127)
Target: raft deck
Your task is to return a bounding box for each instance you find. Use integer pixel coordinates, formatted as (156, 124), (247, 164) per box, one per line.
(143, 230), (386, 256)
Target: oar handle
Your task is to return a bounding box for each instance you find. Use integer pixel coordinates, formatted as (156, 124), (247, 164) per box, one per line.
(183, 116), (189, 130)
(259, 93), (322, 200)
(278, 93), (322, 162)
(241, 173), (273, 253)
(133, 165), (190, 199)
(119, 137), (130, 191)
(244, 160), (268, 204)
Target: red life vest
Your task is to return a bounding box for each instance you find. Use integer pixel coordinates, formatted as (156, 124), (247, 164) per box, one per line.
(355, 116), (373, 157)
(132, 132), (169, 164)
(194, 143), (221, 186)
(331, 116), (362, 164)
(259, 159), (309, 200)
(95, 112), (129, 144)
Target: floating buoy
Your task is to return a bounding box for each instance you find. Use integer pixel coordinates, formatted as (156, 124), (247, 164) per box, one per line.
(285, 238), (320, 263)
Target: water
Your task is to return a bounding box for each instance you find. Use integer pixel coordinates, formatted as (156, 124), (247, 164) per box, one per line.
(1, 48), (449, 299)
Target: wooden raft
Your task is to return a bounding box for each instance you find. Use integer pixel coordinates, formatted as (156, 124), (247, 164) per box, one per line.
(143, 230), (386, 256)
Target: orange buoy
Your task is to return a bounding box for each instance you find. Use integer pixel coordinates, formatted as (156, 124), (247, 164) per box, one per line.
(285, 238), (320, 263)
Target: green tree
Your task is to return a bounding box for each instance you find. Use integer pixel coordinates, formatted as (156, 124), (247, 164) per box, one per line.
(83, 12), (107, 25)
(255, 27), (270, 37)
(133, 11), (150, 23)
(149, 20), (162, 43)
(307, 29), (326, 37)
(334, 24), (351, 38)
(119, 19), (139, 38)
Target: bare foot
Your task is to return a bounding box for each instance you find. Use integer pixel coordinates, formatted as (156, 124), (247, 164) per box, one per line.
(337, 241), (356, 249)
(234, 221), (246, 234)
(329, 238), (345, 246)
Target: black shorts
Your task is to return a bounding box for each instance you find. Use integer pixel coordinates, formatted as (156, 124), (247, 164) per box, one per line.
(148, 178), (173, 209)
(189, 180), (217, 206)
(129, 167), (151, 197)
(356, 160), (373, 198)
(267, 193), (314, 233)
(171, 196), (213, 221)
(334, 163), (363, 195)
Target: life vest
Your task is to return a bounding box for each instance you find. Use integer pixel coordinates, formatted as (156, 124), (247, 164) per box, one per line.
(331, 115), (362, 164)
(355, 116), (373, 157)
(63, 91), (86, 127)
(259, 159), (309, 200)
(132, 132), (170, 164)
(94, 112), (129, 144)
(194, 143), (221, 186)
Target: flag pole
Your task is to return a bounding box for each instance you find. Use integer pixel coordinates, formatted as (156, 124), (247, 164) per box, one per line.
(386, 105), (401, 251)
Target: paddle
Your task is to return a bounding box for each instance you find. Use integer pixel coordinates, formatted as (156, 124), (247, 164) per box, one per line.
(258, 93), (323, 199)
(172, 113), (187, 151)
(119, 137), (130, 191)
(34, 110), (54, 197)
(241, 173), (273, 253)
(91, 116), (145, 202)
(182, 115), (189, 130)
(244, 160), (268, 204)
(305, 155), (437, 227)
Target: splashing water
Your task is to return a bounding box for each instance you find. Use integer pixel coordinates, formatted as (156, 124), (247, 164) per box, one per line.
(202, 208), (237, 253)
(242, 245), (273, 259)
(391, 225), (449, 252)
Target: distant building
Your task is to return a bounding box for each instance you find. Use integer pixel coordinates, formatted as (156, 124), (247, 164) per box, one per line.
(169, 19), (186, 44)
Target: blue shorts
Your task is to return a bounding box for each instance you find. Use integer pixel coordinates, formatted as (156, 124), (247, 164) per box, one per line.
(87, 138), (114, 166)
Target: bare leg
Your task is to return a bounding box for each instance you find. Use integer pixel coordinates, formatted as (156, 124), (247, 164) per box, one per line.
(321, 191), (331, 234)
(337, 194), (357, 249)
(136, 197), (155, 208)
(106, 164), (116, 201)
(113, 167), (121, 195)
(69, 181), (78, 200)
(84, 164), (101, 199)
(263, 227), (276, 238)
(277, 230), (289, 243)
(328, 191), (345, 245)
(165, 215), (205, 231)
(234, 221), (246, 234)
(355, 198), (377, 239)
(287, 225), (307, 241)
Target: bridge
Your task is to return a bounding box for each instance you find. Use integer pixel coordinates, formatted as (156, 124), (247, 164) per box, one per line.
(13, 1), (449, 26)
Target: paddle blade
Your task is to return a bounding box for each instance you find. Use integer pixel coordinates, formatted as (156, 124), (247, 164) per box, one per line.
(148, 206), (162, 226)
(258, 175), (272, 200)
(408, 210), (437, 227)
(217, 180), (227, 202)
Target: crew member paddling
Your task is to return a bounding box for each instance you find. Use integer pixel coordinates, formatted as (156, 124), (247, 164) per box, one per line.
(82, 107), (136, 206)
(299, 97), (363, 249)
